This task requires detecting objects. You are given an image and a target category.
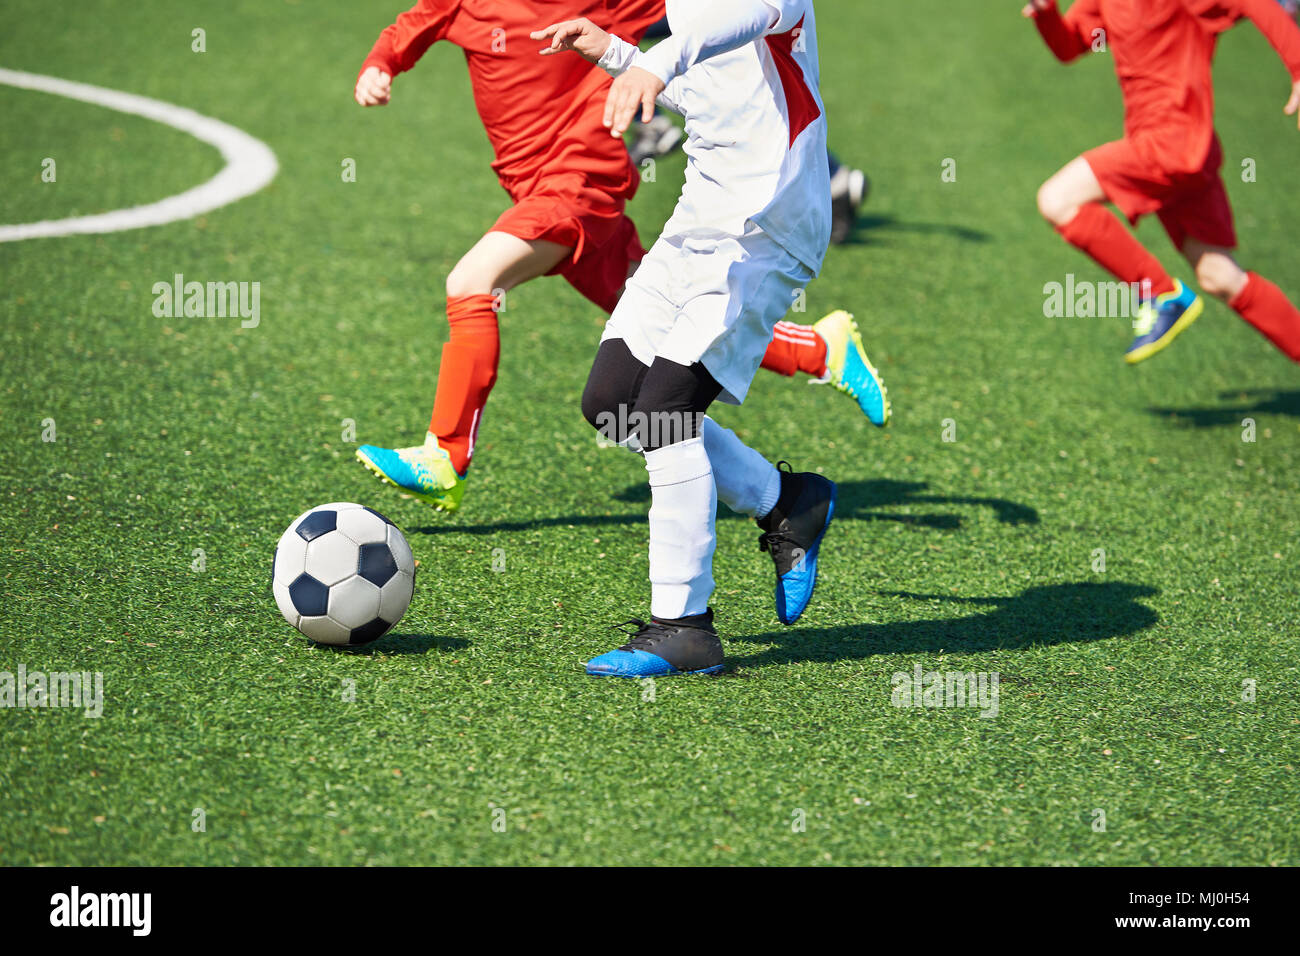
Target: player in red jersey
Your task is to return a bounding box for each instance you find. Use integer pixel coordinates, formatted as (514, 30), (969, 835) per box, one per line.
(1026, 0), (1300, 364)
(351, 1), (889, 513)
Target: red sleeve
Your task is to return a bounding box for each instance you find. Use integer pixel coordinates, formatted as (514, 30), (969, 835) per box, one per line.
(598, 0), (667, 44)
(359, 0), (459, 80)
(1215, 0), (1300, 80)
(1182, 0), (1238, 33)
(1032, 0), (1103, 63)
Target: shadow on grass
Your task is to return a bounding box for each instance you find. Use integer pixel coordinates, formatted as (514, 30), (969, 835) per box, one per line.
(838, 213), (991, 247)
(358, 633), (469, 655)
(614, 478), (1041, 530)
(1147, 388), (1300, 427)
(413, 478), (1037, 536)
(728, 581), (1158, 669)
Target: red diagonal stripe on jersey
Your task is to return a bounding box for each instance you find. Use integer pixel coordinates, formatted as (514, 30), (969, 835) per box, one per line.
(764, 16), (820, 148)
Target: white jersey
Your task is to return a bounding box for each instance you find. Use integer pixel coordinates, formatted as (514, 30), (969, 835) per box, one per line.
(599, 0), (831, 274)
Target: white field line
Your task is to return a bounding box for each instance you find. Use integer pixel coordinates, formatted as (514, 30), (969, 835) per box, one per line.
(0, 68), (278, 242)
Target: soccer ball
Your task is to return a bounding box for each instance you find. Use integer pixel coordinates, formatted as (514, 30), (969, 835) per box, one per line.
(272, 502), (415, 646)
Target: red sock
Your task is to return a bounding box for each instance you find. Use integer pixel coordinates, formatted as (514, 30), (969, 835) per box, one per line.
(428, 294), (500, 474)
(1229, 273), (1300, 362)
(1056, 203), (1175, 297)
(761, 321), (828, 377)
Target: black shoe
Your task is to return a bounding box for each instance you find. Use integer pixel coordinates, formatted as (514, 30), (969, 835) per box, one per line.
(585, 609), (724, 677)
(628, 113), (684, 167)
(830, 166), (868, 245)
(758, 464), (837, 624)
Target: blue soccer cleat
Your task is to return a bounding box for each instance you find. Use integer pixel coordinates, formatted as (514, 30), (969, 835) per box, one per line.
(355, 432), (466, 512)
(758, 465), (837, 625)
(1126, 279), (1203, 364)
(585, 612), (724, 678)
(812, 310), (891, 426)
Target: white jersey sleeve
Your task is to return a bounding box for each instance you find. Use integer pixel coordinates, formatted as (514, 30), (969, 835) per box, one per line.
(597, 34), (688, 114)
(597, 34), (638, 75)
(604, 0), (832, 275)
(632, 0), (787, 85)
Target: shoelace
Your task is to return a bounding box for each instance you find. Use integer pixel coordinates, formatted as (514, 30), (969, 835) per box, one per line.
(759, 465), (804, 569)
(1132, 304), (1158, 336)
(609, 618), (665, 652)
(397, 446), (457, 488)
(758, 529), (802, 566)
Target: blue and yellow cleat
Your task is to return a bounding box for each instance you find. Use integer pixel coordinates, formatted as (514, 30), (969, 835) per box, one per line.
(585, 612), (724, 678)
(812, 310), (891, 426)
(758, 465), (836, 625)
(1126, 280), (1203, 365)
(355, 432), (466, 512)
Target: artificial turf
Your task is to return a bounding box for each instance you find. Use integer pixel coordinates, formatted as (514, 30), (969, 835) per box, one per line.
(1, 0), (1297, 866)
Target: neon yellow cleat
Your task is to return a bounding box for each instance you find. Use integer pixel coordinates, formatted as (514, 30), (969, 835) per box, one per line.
(355, 433), (466, 513)
(811, 310), (891, 426)
(1125, 279), (1202, 365)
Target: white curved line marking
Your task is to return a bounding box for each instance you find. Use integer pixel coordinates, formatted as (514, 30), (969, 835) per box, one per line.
(0, 68), (278, 242)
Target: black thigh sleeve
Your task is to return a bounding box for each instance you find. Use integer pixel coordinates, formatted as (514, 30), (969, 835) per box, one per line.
(632, 356), (723, 451)
(582, 338), (650, 443)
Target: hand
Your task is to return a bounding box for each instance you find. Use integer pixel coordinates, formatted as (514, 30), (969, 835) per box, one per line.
(355, 66), (392, 106)
(531, 17), (611, 64)
(1287, 79), (1300, 130)
(604, 67), (665, 137)
(1021, 0), (1053, 16)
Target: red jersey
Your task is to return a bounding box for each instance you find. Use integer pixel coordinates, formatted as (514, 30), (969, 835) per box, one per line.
(1034, 0), (1300, 173)
(360, 1), (665, 198)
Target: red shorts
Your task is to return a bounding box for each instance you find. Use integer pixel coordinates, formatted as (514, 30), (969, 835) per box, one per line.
(490, 180), (646, 315)
(1084, 134), (1237, 250)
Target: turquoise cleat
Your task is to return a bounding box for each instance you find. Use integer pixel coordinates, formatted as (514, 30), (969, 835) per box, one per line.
(355, 432), (466, 512)
(812, 310), (891, 426)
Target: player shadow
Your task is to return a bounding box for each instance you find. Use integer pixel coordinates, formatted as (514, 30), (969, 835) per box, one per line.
(1147, 388), (1300, 427)
(353, 633), (470, 655)
(838, 213), (991, 247)
(413, 478), (1037, 535)
(727, 581), (1158, 669)
(412, 513), (642, 536)
(611, 477), (1039, 531)
(412, 478), (1037, 536)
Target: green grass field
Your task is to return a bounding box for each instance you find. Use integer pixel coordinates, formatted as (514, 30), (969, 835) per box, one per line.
(2, 0), (1298, 866)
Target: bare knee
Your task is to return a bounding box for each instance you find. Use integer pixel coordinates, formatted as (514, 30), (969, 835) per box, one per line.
(1037, 179), (1077, 227)
(445, 258), (496, 298)
(1193, 251), (1246, 301)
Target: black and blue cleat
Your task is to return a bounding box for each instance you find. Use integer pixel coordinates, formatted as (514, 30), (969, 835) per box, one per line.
(585, 611), (724, 678)
(758, 464), (837, 625)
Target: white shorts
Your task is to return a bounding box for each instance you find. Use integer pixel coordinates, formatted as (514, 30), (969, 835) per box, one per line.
(601, 226), (814, 404)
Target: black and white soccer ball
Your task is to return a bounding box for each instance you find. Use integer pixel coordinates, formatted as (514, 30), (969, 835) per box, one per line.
(272, 502), (415, 646)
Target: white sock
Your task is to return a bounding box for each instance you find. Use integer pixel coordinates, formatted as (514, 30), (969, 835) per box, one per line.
(701, 417), (781, 518)
(645, 436), (716, 619)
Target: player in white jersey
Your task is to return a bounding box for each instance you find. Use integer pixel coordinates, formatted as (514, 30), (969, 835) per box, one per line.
(533, 0), (839, 677)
